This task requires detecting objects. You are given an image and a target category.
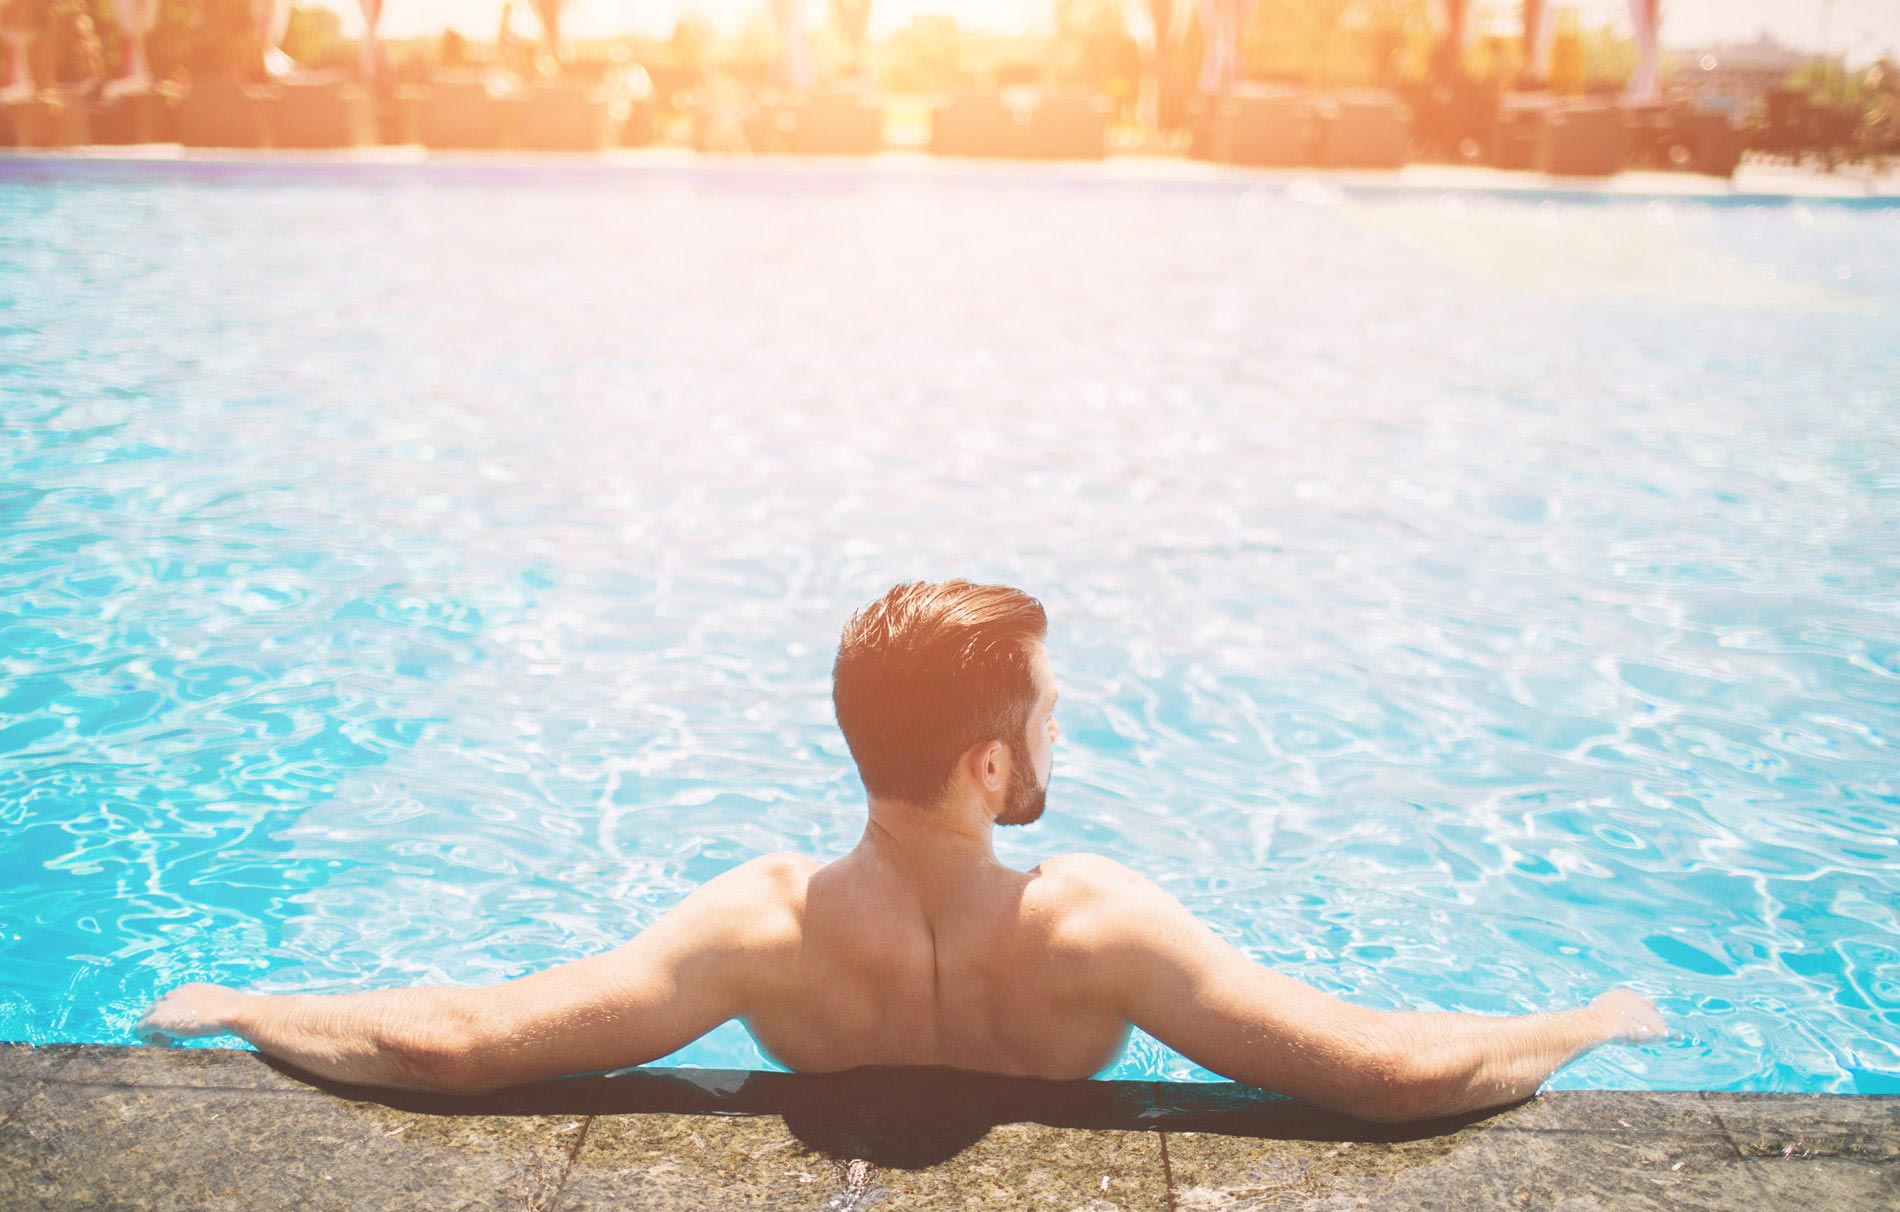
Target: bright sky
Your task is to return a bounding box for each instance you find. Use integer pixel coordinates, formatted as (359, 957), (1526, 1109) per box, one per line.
(330, 0), (1899, 65)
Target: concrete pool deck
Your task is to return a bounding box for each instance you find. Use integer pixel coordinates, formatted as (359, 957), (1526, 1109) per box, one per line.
(0, 1044), (1892, 1210)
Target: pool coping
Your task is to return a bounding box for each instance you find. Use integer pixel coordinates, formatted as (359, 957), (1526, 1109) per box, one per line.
(3, 144), (1899, 205)
(2, 1043), (1893, 1209)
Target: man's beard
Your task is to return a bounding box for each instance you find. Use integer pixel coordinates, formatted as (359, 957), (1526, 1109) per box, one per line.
(997, 736), (1047, 827)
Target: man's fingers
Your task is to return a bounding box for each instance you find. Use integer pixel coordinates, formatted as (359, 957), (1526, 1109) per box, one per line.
(135, 994), (186, 1046)
(1586, 989), (1668, 1044)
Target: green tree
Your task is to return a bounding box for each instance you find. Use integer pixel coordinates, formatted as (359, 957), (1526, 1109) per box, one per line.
(281, 4), (346, 69)
(6, 0), (116, 87)
(1052, 0), (1133, 96)
(878, 14), (963, 94)
(1214, 0), (1425, 88)
(143, 0), (257, 81)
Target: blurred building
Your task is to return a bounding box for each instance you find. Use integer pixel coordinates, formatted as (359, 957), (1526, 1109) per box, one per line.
(1671, 31), (1804, 116)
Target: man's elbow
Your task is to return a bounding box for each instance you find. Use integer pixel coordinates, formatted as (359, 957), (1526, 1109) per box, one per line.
(1342, 1042), (1471, 1124)
(385, 1023), (509, 1096)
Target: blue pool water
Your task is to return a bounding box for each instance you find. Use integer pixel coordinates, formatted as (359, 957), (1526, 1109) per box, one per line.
(1, 158), (1896, 1093)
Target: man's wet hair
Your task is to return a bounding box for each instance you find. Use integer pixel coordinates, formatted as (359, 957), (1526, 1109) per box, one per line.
(832, 580), (1047, 807)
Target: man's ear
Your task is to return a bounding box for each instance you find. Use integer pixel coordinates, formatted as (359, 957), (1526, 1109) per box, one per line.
(963, 738), (1007, 794)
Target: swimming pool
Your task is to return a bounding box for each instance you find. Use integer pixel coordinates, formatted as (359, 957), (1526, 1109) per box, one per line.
(2, 157), (1896, 1094)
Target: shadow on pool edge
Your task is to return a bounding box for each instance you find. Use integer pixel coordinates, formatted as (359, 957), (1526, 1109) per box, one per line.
(264, 1057), (1510, 1168)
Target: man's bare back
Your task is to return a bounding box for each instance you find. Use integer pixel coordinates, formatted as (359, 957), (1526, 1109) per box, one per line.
(137, 581), (1666, 1123)
(738, 848), (1131, 1080)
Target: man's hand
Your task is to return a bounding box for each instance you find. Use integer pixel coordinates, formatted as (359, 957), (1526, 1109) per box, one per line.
(135, 983), (245, 1046)
(1589, 988), (1668, 1042)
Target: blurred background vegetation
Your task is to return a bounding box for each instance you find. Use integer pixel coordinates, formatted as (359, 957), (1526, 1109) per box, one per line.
(4, 0), (1894, 161)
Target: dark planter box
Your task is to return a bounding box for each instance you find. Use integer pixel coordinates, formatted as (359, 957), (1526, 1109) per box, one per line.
(1017, 94), (1109, 160)
(930, 93), (1013, 157)
(271, 81), (377, 149)
(1, 98), (51, 148)
(519, 83), (627, 152)
(177, 80), (276, 148)
(2, 93), (89, 148)
(930, 91), (1109, 160)
(90, 87), (179, 144)
(1192, 87), (1314, 167)
(378, 86), (423, 145)
(1491, 96), (1555, 170)
(1682, 111), (1741, 177)
(1537, 104), (1630, 176)
(621, 98), (656, 147)
(1314, 91), (1407, 169)
(421, 79), (522, 150)
(787, 90), (882, 155)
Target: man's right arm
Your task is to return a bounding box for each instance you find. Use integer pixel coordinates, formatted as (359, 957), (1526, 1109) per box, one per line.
(1048, 854), (1665, 1123)
(138, 852), (810, 1095)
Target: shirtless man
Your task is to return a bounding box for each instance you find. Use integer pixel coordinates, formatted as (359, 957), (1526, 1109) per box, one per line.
(137, 579), (1667, 1123)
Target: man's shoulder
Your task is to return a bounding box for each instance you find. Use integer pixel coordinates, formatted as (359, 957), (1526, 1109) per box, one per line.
(1032, 851), (1147, 894)
(715, 851), (820, 902)
(747, 849), (824, 880)
(1028, 852), (1173, 937)
(1021, 853), (1197, 1004)
(689, 852), (818, 939)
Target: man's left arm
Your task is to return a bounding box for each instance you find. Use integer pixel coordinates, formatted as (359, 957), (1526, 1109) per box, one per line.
(135, 853), (809, 1094)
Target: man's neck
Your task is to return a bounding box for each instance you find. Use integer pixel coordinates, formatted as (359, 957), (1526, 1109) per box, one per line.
(859, 795), (1003, 881)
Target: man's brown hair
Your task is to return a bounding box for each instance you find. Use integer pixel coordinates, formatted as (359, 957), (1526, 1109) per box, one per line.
(832, 580), (1048, 806)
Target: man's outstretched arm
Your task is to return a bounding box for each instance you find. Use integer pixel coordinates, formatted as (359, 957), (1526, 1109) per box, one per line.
(135, 983), (474, 1092)
(1051, 854), (1667, 1124)
(135, 853), (809, 1095)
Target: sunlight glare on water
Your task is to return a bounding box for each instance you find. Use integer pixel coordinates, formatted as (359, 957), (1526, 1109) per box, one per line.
(1, 160), (1897, 1094)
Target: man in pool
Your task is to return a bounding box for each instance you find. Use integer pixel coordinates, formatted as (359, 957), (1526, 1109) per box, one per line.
(137, 579), (1667, 1123)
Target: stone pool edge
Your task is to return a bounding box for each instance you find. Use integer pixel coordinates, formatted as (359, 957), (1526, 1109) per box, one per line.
(2, 1042), (1894, 1210)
